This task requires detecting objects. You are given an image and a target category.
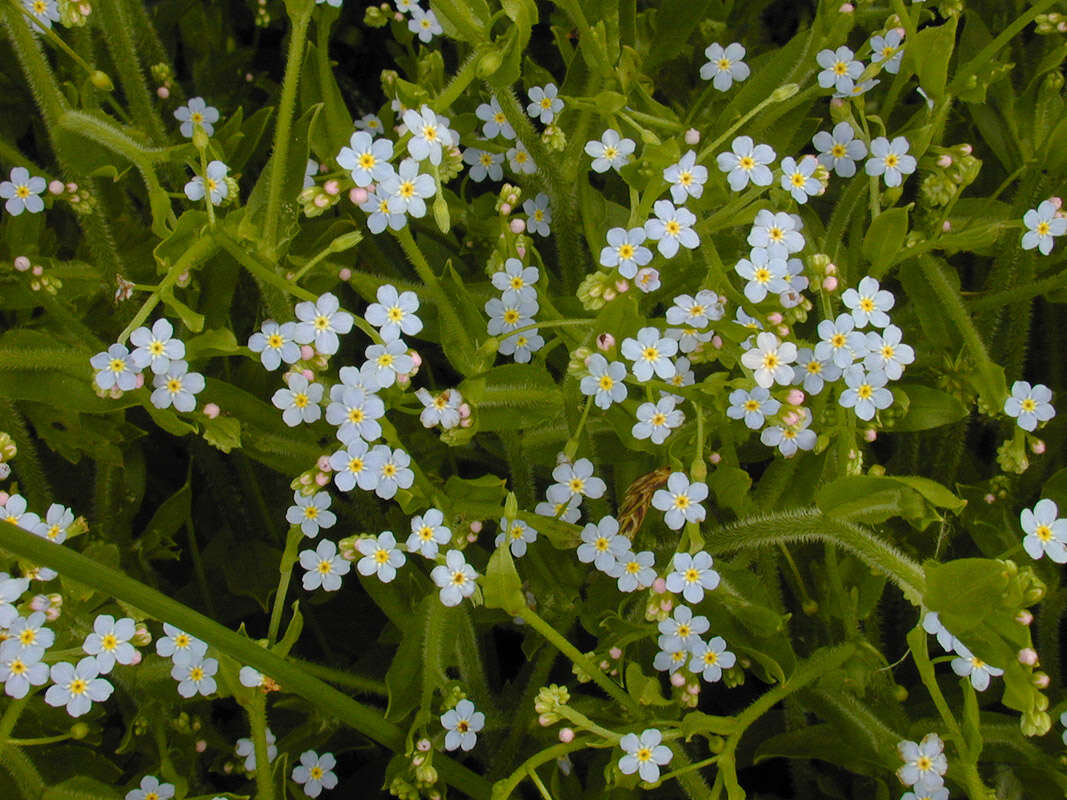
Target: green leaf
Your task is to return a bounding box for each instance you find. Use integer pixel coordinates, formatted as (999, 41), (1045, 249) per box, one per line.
(679, 711), (737, 739)
(888, 384), (968, 432)
(863, 207), (909, 279)
(923, 558), (1010, 634)
(273, 601), (303, 658)
(185, 328), (240, 360)
(154, 210), (209, 270)
(437, 261), (486, 376)
(481, 545), (526, 616)
(302, 40), (352, 162)
(42, 776), (123, 800)
(624, 662), (672, 706)
(201, 416), (242, 453)
(137, 480), (190, 562)
(903, 16), (958, 99)
(817, 476), (925, 526)
(429, 0), (490, 42)
(459, 364), (564, 432)
(755, 723), (884, 775)
(644, 0), (713, 70)
(707, 465), (751, 517)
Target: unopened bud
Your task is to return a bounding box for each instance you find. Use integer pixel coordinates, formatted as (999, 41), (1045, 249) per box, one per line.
(802, 599), (819, 615)
(670, 671), (686, 687)
(499, 202), (512, 215)
(69, 722), (90, 740)
(13, 256), (30, 271)
(822, 276), (838, 291)
(596, 333), (615, 351)
(157, 86), (169, 99)
(942, 220), (952, 233)
(416, 738), (432, 752)
(90, 70), (114, 91)
(48, 180), (64, 195)
(559, 727), (575, 743)
(609, 646), (622, 659)
(338, 267), (352, 281)
(839, 2), (854, 11)
(1031, 439), (1046, 455)
(771, 84), (800, 102)
(203, 402), (220, 419)
(1033, 672), (1050, 689)
(350, 187), (368, 205)
(1018, 648), (1039, 666)
(786, 389), (805, 406)
(538, 713), (554, 726)
(652, 577), (667, 594)
(509, 218), (525, 234)
(1016, 609), (1034, 625)
(767, 312), (783, 325)
(684, 128), (700, 145)
(709, 452), (721, 464)
(864, 428), (877, 442)
(937, 154), (953, 167)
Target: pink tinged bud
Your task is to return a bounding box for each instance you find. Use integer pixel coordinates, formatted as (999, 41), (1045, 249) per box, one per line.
(839, 2), (854, 11)
(984, 493), (996, 504)
(66, 182), (78, 193)
(684, 128), (701, 145)
(1031, 439), (1046, 455)
(516, 245), (526, 258)
(864, 428), (878, 442)
(507, 193), (519, 205)
(609, 646), (622, 659)
(942, 220), (952, 233)
(1050, 196), (1063, 210)
(29, 594), (47, 611)
(417, 738), (432, 752)
(458, 403), (471, 418)
(1034, 672), (1050, 689)
(894, 27), (906, 37)
(301, 369), (314, 381)
(509, 218), (526, 234)
(659, 598), (673, 613)
(299, 474), (313, 486)
(786, 389), (805, 406)
(466, 532), (478, 542)
(410, 351), (423, 368)
(960, 144), (973, 155)
(687, 683), (700, 695)
(350, 187), (369, 205)
(157, 86), (170, 99)
(46, 607), (61, 621)
(317, 456), (332, 471)
(615, 280), (630, 293)
(48, 180), (65, 195)
(824, 262), (837, 276)
(31, 265), (43, 276)
(412, 754), (425, 766)
(203, 402), (221, 419)
(559, 727), (575, 743)
(394, 11), (404, 20)
(596, 333), (615, 351)
(830, 97), (844, 109)
(460, 417), (472, 427)
(599, 660), (610, 670)
(670, 671), (687, 687)
(1018, 648), (1039, 666)
(129, 650), (142, 666)
(712, 335), (723, 349)
(324, 180), (341, 196)
(1016, 609), (1034, 625)
(13, 256), (30, 271)
(767, 312), (783, 325)
(79, 3), (90, 15)
(195, 740), (207, 753)
(783, 412), (799, 426)
(709, 452), (722, 464)
(315, 473), (330, 487)
(538, 714), (554, 727)
(603, 289), (617, 302)
(777, 325), (790, 336)
(937, 155), (953, 167)
(499, 203), (512, 215)
(652, 577), (667, 594)
(338, 267), (352, 281)
(822, 276), (838, 291)
(396, 373), (410, 386)
(300, 345), (315, 361)
(134, 373), (145, 389)
(313, 194), (330, 208)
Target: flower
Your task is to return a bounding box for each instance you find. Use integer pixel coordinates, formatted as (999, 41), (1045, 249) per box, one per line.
(125, 776), (175, 800)
(747, 210), (804, 259)
(644, 200), (699, 258)
(901, 788), (949, 800)
(664, 150), (708, 204)
(45, 657), (114, 717)
(816, 46), (863, 95)
(727, 386), (780, 430)
(699, 42), (750, 90)
(408, 6), (442, 42)
(22, 0), (60, 29)
(689, 636), (736, 682)
(779, 155), (821, 204)
(475, 97), (515, 139)
(364, 340), (415, 388)
(816, 313), (867, 369)
(761, 413), (817, 457)
(286, 491), (336, 538)
(653, 641), (690, 674)
(364, 445), (415, 500)
(622, 327), (678, 381)
(0, 167), (46, 215)
(151, 361), (205, 413)
(272, 374), (324, 426)
(239, 666), (266, 688)
(633, 396), (684, 444)
(841, 276), (894, 328)
(0, 495), (41, 533)
(5, 612), (54, 661)
(249, 320), (301, 371)
(357, 531), (407, 582)
(495, 517), (538, 557)
(1021, 200), (1067, 255)
(82, 614), (137, 673)
(492, 258), (539, 304)
(0, 643), (49, 699)
(41, 504), (73, 543)
(360, 189), (407, 233)
(430, 549), (479, 607)
(865, 136), (917, 187)
(870, 29), (905, 74)
(174, 97), (219, 138)
(171, 654), (218, 697)
(527, 84), (563, 123)
(365, 284), (423, 342)
(156, 623), (207, 665)
(407, 508), (451, 558)
(652, 472), (708, 530)
(735, 248), (790, 302)
(524, 193), (552, 237)
(922, 611), (958, 653)
(535, 485), (581, 524)
(838, 365), (893, 421)
(608, 550), (657, 592)
(506, 142), (537, 174)
(666, 291), (722, 328)
(585, 129), (635, 173)
(896, 733), (948, 788)
(716, 136), (776, 192)
(551, 458), (607, 503)
(0, 575), (29, 628)
(813, 122), (867, 179)
(463, 148), (504, 182)
(416, 387), (464, 426)
(304, 158), (319, 189)
(235, 729), (277, 772)
(665, 551), (720, 603)
(741, 332), (796, 388)
(441, 699), (485, 751)
(130, 319), (186, 375)
(300, 539), (351, 592)
(580, 354), (628, 408)
(184, 160), (229, 205)
(382, 158), (436, 218)
(618, 729), (673, 783)
(1004, 380), (1056, 432)
(326, 386), (385, 444)
(599, 227), (653, 278)
(356, 113), (383, 133)
(292, 751), (338, 798)
(576, 516), (629, 571)
(91, 343), (141, 392)
(658, 605), (710, 652)
(863, 324), (914, 379)
(403, 106), (453, 165)
(1020, 498), (1067, 563)
(329, 440), (377, 493)
(295, 292), (353, 356)
(337, 131), (395, 187)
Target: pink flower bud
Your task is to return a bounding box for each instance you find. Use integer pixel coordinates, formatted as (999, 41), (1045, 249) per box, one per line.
(460, 417), (472, 427)
(942, 220), (952, 233)
(670, 671), (686, 687)
(1050, 196), (1063, 210)
(609, 646), (622, 659)
(516, 245), (526, 258)
(135, 373), (145, 389)
(350, 187), (369, 205)
(596, 333), (615, 351)
(157, 86), (170, 99)
(538, 714), (554, 727)
(507, 193), (519, 206)
(603, 289), (616, 302)
(709, 452), (721, 464)
(315, 473), (330, 487)
(1031, 439), (1046, 455)
(615, 279), (629, 293)
(29, 594), (48, 612)
(822, 276), (838, 291)
(783, 412), (799, 426)
(299, 473), (313, 486)
(959, 144), (972, 155)
(937, 154), (953, 167)
(687, 683), (700, 695)
(13, 256), (30, 271)
(300, 345), (315, 361)
(894, 27), (906, 37)
(509, 218), (526, 234)
(470, 520), (483, 533)
(316, 455), (332, 472)
(203, 403), (221, 419)
(599, 659), (610, 670)
(559, 728), (575, 743)
(712, 335), (723, 349)
(652, 577), (667, 594)
(129, 650), (142, 666)
(983, 493), (996, 504)
(1016, 609), (1034, 625)
(1018, 648), (1039, 666)
(684, 128), (700, 145)
(466, 532), (478, 542)
(48, 180), (65, 195)
(659, 598), (673, 613)
(1033, 672), (1050, 689)
(410, 351), (423, 369)
(777, 326), (790, 337)
(830, 97), (844, 109)
(195, 740), (207, 753)
(31, 265), (43, 276)
(767, 312), (783, 325)
(324, 179), (340, 196)
(417, 738), (432, 752)
(499, 203), (512, 215)
(864, 428), (877, 442)
(786, 389), (805, 406)
(313, 193), (330, 208)
(412, 754), (425, 766)
(301, 368), (314, 381)
(839, 2), (854, 11)
(824, 262), (837, 276)
(338, 267), (352, 281)
(79, 3), (90, 15)
(459, 403), (471, 418)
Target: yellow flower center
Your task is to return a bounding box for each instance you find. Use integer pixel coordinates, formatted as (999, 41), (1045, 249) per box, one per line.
(374, 548), (390, 564)
(480, 153), (492, 166)
(881, 345), (895, 359)
(763, 353), (779, 369)
(598, 374), (614, 391)
(377, 353), (394, 367)
(857, 384), (873, 399)
(684, 568), (699, 582)
(885, 153), (899, 168)
(314, 315), (330, 331)
(739, 156), (755, 170)
(833, 61), (848, 75)
(541, 98), (553, 110)
(9, 659), (26, 675)
(348, 408), (365, 423)
(635, 747), (652, 762)
(594, 536), (610, 551)
(304, 506), (319, 519)
(679, 171), (692, 186)
(515, 151), (528, 164)
(704, 650), (719, 665)
(1037, 221), (1051, 235)
(1021, 398), (1037, 412)
(267, 333), (284, 349)
(399, 181), (415, 198)
(358, 153), (375, 169)
(100, 633), (118, 652)
(790, 172), (806, 188)
(317, 560), (332, 574)
(387, 306), (404, 322)
(744, 399), (760, 412)
(831, 143), (846, 157)
(509, 276), (525, 289)
(191, 112), (203, 124)
(568, 478), (585, 493)
(1036, 524), (1053, 542)
(419, 526), (435, 541)
(916, 756), (932, 771)
(673, 494), (690, 509)
(677, 624), (691, 637)
(626, 561), (641, 574)
(166, 378), (182, 393)
(422, 126), (438, 142)
(451, 571), (467, 585)
(534, 210), (544, 221)
(831, 334), (846, 348)
(109, 358), (126, 373)
(310, 766), (324, 780)
(643, 346), (659, 362)
(494, 112), (507, 124)
(603, 146), (617, 160)
(806, 361), (822, 374)
(859, 297), (875, 312)
(666, 220), (681, 236)
(456, 720), (470, 732)
(293, 392), (309, 408)
(382, 463), (397, 478)
(47, 525), (61, 540)
(347, 457), (364, 473)
(175, 634), (190, 648)
(69, 678), (88, 695)
(651, 413), (667, 426)
(754, 268), (771, 284)
(19, 629), (36, 645)
(768, 226), (784, 241)
(503, 309), (520, 324)
(717, 58), (731, 70)
(149, 341), (164, 355)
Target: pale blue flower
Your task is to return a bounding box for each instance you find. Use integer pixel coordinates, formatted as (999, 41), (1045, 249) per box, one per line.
(576, 516), (628, 571)
(299, 540), (350, 592)
(329, 440), (377, 493)
(621, 327), (678, 381)
(815, 313), (867, 368)
(1020, 498), (1067, 563)
(527, 84), (563, 123)
(130, 319), (185, 375)
(475, 97), (515, 140)
(664, 150), (708, 204)
(326, 386), (385, 444)
(747, 210), (804, 259)
(408, 7), (442, 42)
(735, 248), (789, 302)
(599, 226), (653, 278)
(689, 636), (735, 682)
(492, 258), (539, 304)
(249, 320), (301, 371)
(869, 29), (905, 74)
(292, 750), (338, 798)
(125, 775), (175, 800)
(40, 503), (73, 544)
(364, 339), (414, 387)
(841, 276), (894, 328)
(366, 284), (423, 341)
(954, 642), (1004, 689)
(838, 365), (893, 421)
(633, 396), (684, 444)
(272, 374), (323, 426)
(430, 550), (478, 606)
(794, 347), (840, 395)
(441, 699), (485, 751)
(0, 167), (46, 215)
(363, 445), (414, 500)
(155, 623), (207, 665)
(235, 729), (276, 772)
(657, 605), (709, 652)
(585, 129), (635, 173)
(184, 160), (229, 205)
(382, 158), (436, 218)
(551, 458), (606, 503)
(407, 508), (451, 558)
(5, 612), (54, 662)
(360, 189), (407, 233)
(716, 136), (775, 191)
(524, 193), (551, 236)
(761, 413), (816, 457)
(150, 361), (205, 413)
(652, 472), (708, 530)
(813, 122), (867, 178)
(665, 551), (720, 603)
(666, 290), (722, 328)
(498, 329), (544, 363)
(608, 550), (656, 592)
(403, 106), (452, 165)
(22, 0), (59, 29)
(286, 490), (336, 538)
(727, 386), (780, 430)
(82, 614), (137, 674)
(0, 643), (48, 699)
(90, 343), (140, 392)
(816, 46), (863, 94)
(699, 42), (749, 90)
(863, 324), (914, 379)
(174, 97), (219, 138)
(355, 113), (383, 133)
(1022, 200), (1067, 255)
(495, 517), (538, 557)
(580, 354), (628, 408)
(618, 729), (672, 783)
(865, 136), (917, 187)
(740, 332), (796, 388)
(506, 141), (537, 174)
(294, 292), (353, 355)
(45, 657), (113, 717)
(779, 155), (821, 203)
(337, 131), (395, 187)
(356, 531), (406, 582)
(463, 148), (504, 182)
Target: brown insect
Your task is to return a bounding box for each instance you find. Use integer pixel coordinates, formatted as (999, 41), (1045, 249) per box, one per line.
(616, 466), (672, 541)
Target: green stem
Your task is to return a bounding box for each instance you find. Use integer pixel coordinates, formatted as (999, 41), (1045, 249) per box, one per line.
(15, 1), (98, 81)
(247, 692), (275, 800)
(697, 84), (799, 163)
(432, 45), (487, 111)
(948, 0), (1059, 94)
(526, 764), (555, 800)
(267, 525), (304, 646)
(493, 741), (590, 800)
(3, 733), (72, 746)
(95, 0), (166, 143)
(287, 657), (388, 696)
(197, 138), (216, 228)
(0, 697), (28, 741)
(506, 318), (595, 341)
(563, 394), (595, 461)
(967, 266), (1067, 312)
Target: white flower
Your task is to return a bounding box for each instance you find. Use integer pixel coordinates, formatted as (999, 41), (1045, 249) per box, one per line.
(689, 636), (736, 683)
(441, 699), (485, 751)
(174, 97), (219, 138)
(716, 136), (775, 192)
(286, 490), (336, 538)
(551, 458), (606, 503)
(45, 657), (114, 717)
(408, 6), (442, 42)
(658, 605), (710, 653)
(865, 137), (917, 187)
(495, 517), (538, 557)
(364, 340), (415, 388)
(235, 729), (277, 772)
(357, 531), (407, 582)
(485, 296), (537, 336)
(760, 413), (817, 457)
(249, 320), (301, 371)
(239, 666), (266, 688)
(22, 0), (59, 29)
(491, 258), (539, 304)
(382, 158), (436, 218)
(0, 495), (41, 534)
(475, 97), (515, 140)
(621, 327), (678, 381)
(336, 361), (382, 394)
(608, 550), (657, 592)
(360, 189), (407, 233)
(82, 614), (137, 673)
(699, 42), (749, 90)
(921, 612), (958, 652)
(337, 132), (394, 187)
(585, 129), (635, 173)
(125, 776), (175, 800)
(813, 122), (867, 179)
(740, 331), (796, 388)
(463, 147), (504, 182)
(329, 440), (377, 493)
(841, 276), (895, 328)
(363, 445), (415, 500)
(633, 396), (684, 444)
(779, 155), (821, 204)
(870, 29), (905, 74)
(184, 160), (229, 205)
(535, 485), (581, 524)
(365, 284), (423, 342)
(664, 150), (708, 204)
(524, 192), (552, 237)
(506, 141), (537, 174)
(5, 612), (54, 661)
(735, 248), (789, 302)
(90, 343), (141, 392)
(431, 549), (479, 607)
(599, 227), (653, 278)
(727, 387), (780, 430)
(839, 365), (893, 421)
(0, 167), (46, 215)
(156, 623), (207, 665)
(666, 290), (722, 328)
(527, 84), (563, 123)
(816, 46), (863, 94)
(416, 387), (464, 428)
(294, 292), (354, 355)
(0, 644), (49, 699)
(665, 551), (720, 603)
(130, 319), (186, 375)
(1020, 498), (1067, 563)
(41, 504), (73, 544)
(1004, 380), (1055, 432)
(327, 386), (385, 444)
(0, 575), (29, 628)
(576, 516), (629, 571)
(580, 354), (628, 408)
(151, 361), (205, 413)
(618, 729), (673, 783)
(356, 113), (383, 133)
(1022, 200), (1067, 255)
(300, 539), (351, 592)
(863, 324), (914, 379)
(172, 654), (218, 697)
(651, 472), (708, 530)
(272, 374), (323, 426)
(407, 508), (451, 558)
(292, 750), (338, 798)
(747, 210), (804, 259)
(403, 106), (453, 165)
(644, 200), (699, 258)
(896, 733), (948, 788)
(815, 313), (867, 369)
(653, 641), (690, 674)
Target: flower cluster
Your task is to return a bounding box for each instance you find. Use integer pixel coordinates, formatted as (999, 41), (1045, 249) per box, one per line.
(485, 257), (545, 363)
(922, 612), (1004, 691)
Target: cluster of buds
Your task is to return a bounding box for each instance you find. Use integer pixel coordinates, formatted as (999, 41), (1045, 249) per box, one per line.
(577, 270), (629, 311)
(150, 62), (173, 98)
(58, 0), (92, 27)
(920, 144), (980, 207)
(534, 684), (570, 725)
(0, 432), (15, 481)
(12, 256), (62, 295)
(1036, 12), (1067, 34)
(644, 587), (674, 623)
(291, 455), (334, 496)
(541, 123), (566, 152)
(253, 0), (272, 27)
(299, 179), (343, 218)
(29, 592), (63, 622)
(495, 184), (521, 216)
(47, 178), (94, 214)
(670, 671), (702, 708)
(364, 3), (393, 28)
